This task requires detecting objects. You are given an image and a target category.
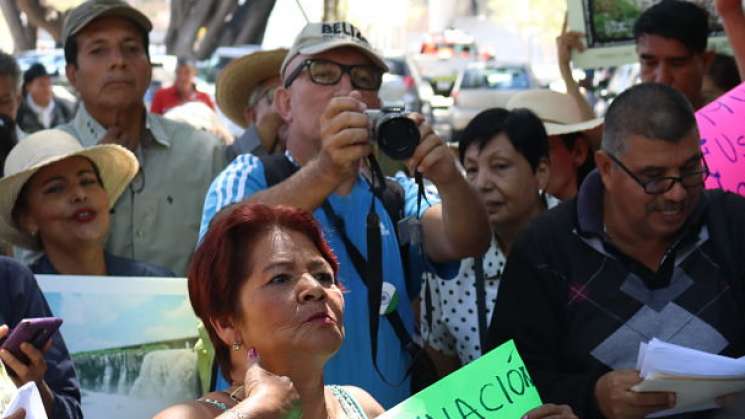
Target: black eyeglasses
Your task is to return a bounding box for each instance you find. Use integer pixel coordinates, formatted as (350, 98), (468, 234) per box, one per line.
(283, 59), (383, 91)
(607, 153), (709, 195)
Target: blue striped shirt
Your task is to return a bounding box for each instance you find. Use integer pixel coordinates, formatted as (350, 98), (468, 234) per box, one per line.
(199, 153), (440, 408)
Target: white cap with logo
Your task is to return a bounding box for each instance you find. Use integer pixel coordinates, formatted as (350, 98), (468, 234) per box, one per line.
(280, 21), (389, 78)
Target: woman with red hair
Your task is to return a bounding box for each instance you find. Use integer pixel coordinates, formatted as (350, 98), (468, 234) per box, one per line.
(155, 202), (578, 419)
(155, 202), (383, 419)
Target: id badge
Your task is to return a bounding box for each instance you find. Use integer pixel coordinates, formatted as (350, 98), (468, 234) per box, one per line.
(398, 216), (423, 246)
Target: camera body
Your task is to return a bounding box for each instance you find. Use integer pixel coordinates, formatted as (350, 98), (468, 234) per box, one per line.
(365, 106), (420, 160)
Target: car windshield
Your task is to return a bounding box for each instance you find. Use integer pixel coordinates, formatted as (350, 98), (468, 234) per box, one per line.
(461, 67), (530, 90)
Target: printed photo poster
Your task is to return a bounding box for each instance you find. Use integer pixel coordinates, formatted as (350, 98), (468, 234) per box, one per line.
(36, 275), (201, 419)
(566, 0), (740, 68)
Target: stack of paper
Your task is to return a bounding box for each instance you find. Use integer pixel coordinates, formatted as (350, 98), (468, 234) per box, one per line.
(632, 338), (745, 417)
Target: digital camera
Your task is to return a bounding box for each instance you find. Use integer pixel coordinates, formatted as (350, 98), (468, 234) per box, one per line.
(365, 106), (420, 160)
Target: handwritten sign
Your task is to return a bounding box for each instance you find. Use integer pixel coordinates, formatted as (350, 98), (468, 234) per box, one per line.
(697, 81), (745, 196)
(380, 340), (542, 419)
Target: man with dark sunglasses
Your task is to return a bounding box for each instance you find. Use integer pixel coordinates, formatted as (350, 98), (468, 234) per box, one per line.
(487, 83), (745, 419)
(199, 21), (490, 408)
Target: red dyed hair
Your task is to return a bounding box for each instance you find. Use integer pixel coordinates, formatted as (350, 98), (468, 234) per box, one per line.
(188, 203), (339, 379)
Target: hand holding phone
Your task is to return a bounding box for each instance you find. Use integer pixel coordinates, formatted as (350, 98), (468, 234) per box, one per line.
(0, 318), (62, 386)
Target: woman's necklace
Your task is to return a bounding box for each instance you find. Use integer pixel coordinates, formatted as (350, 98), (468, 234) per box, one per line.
(227, 386), (244, 404)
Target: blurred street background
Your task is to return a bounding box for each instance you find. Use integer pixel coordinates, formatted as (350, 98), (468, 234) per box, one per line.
(0, 0), (638, 141)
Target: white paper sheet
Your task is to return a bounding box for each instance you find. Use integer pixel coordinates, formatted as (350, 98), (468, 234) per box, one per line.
(2, 382), (47, 419)
(639, 339), (745, 379)
(632, 339), (745, 417)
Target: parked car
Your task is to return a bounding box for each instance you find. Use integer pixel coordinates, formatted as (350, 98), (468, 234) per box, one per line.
(450, 62), (540, 134)
(379, 56), (433, 115)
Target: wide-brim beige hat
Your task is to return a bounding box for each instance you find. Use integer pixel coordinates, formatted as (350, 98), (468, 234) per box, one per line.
(506, 89), (603, 136)
(0, 129), (139, 250)
(216, 48), (288, 129)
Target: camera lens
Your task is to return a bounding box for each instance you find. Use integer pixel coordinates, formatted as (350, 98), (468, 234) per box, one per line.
(377, 117), (420, 160)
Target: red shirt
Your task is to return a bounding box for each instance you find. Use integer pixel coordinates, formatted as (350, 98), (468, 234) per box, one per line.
(150, 85), (215, 115)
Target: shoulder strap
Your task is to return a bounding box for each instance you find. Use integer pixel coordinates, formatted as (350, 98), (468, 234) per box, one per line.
(329, 385), (369, 419)
(473, 256), (489, 353)
(320, 201), (416, 385)
(259, 154), (298, 187)
(260, 154), (416, 379)
(380, 178), (405, 229)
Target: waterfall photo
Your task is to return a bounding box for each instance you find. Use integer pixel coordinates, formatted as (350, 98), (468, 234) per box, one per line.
(36, 275), (201, 419)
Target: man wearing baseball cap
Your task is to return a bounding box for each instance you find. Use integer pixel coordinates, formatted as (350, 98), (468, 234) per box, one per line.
(217, 48), (288, 161)
(58, 0), (226, 276)
(16, 63), (75, 134)
(507, 89), (601, 200)
(200, 21), (490, 406)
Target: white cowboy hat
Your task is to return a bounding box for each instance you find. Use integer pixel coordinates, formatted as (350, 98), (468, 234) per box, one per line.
(0, 129), (139, 250)
(506, 89), (603, 136)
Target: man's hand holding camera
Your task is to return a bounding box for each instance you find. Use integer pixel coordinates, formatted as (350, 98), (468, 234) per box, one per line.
(317, 91), (372, 188)
(406, 113), (460, 187)
(318, 90), (459, 188)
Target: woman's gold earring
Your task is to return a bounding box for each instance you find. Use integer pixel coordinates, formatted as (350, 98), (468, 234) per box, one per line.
(232, 341), (242, 352)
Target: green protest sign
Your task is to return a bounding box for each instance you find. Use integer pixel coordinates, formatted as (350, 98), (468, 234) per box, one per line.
(381, 340), (542, 419)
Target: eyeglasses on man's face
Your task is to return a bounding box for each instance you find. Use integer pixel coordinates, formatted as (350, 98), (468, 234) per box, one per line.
(283, 59), (383, 91)
(607, 153), (709, 195)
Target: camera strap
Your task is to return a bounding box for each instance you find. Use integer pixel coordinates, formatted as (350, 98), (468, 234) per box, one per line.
(472, 256), (489, 353)
(259, 153), (424, 385)
(320, 199), (415, 386)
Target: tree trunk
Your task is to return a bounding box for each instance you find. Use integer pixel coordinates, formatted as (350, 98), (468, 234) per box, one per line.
(193, 0), (238, 60)
(17, 0), (64, 43)
(231, 0), (276, 46)
(470, 0), (480, 15)
(167, 0), (215, 58)
(323, 0), (340, 22)
(1, 0), (279, 59)
(0, 0), (34, 51)
(165, 0), (189, 54)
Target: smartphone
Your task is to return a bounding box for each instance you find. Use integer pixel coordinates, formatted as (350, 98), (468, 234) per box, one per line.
(0, 317), (63, 363)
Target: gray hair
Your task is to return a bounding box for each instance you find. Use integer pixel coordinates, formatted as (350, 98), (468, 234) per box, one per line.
(602, 83), (697, 155)
(0, 51), (21, 93)
(247, 81), (277, 109)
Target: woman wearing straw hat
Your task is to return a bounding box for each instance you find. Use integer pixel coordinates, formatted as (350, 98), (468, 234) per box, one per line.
(0, 129), (173, 276)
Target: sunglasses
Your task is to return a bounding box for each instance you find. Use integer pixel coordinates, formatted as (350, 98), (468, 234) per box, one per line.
(283, 59), (383, 91)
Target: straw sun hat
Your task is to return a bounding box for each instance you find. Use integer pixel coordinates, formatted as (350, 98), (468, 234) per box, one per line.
(0, 129), (139, 250)
(216, 48), (288, 130)
(506, 89), (603, 136)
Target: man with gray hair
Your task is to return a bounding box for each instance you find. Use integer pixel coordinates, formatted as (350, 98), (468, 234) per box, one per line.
(486, 83), (745, 418)
(200, 21), (490, 407)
